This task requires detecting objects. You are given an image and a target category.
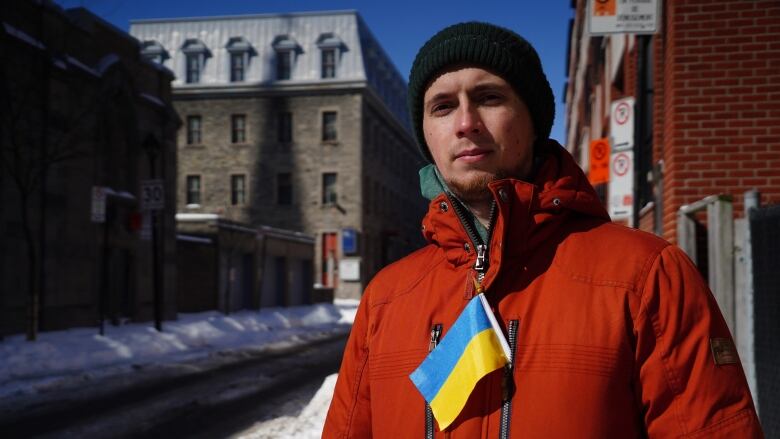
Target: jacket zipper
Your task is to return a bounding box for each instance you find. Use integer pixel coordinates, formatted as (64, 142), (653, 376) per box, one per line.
(426, 323), (443, 439)
(446, 194), (497, 283)
(441, 195), (499, 437)
(498, 319), (519, 439)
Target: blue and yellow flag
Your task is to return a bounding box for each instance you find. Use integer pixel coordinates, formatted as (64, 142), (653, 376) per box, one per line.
(409, 293), (511, 430)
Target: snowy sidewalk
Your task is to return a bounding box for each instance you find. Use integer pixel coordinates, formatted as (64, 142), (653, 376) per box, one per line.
(0, 300), (357, 417)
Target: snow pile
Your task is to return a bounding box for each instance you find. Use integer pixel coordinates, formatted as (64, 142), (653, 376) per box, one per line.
(334, 298), (359, 324)
(0, 302), (357, 401)
(238, 373), (339, 439)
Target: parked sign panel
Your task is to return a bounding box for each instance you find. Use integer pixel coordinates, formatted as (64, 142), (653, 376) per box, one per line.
(589, 138), (610, 185)
(342, 228), (358, 255)
(339, 258), (361, 282)
(140, 179), (165, 211)
(610, 97), (635, 152)
(609, 151), (634, 219)
(588, 0), (661, 35)
(91, 186), (106, 223)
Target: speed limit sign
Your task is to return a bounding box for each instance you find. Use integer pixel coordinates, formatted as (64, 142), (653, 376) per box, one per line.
(141, 179), (165, 211)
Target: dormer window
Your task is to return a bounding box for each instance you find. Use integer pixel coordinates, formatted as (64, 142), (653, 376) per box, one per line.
(226, 37), (253, 82)
(182, 39), (210, 84)
(140, 40), (168, 65)
(322, 49), (336, 78)
(186, 54), (201, 83)
(317, 33), (344, 79)
(231, 54), (244, 82)
(272, 35), (299, 81)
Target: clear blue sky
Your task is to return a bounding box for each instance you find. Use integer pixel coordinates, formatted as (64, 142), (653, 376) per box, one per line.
(55, 0), (574, 142)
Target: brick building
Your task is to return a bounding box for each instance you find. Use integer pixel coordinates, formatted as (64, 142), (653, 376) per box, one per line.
(1, 1), (179, 337)
(130, 11), (427, 299)
(564, 0), (780, 241)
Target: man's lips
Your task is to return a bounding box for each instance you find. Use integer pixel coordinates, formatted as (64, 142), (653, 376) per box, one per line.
(454, 148), (491, 162)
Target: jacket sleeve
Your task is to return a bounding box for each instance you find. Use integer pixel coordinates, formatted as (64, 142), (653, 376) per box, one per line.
(322, 289), (372, 438)
(634, 245), (763, 438)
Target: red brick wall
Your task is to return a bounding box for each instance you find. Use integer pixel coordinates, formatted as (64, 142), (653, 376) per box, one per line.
(660, 0), (780, 241)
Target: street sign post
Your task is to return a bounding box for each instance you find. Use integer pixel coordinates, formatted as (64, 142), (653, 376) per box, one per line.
(589, 138), (611, 185)
(609, 151), (634, 220)
(610, 97), (635, 152)
(140, 179), (165, 211)
(588, 0), (661, 35)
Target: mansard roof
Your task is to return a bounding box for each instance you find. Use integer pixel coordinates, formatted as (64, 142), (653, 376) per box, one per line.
(129, 10), (409, 129)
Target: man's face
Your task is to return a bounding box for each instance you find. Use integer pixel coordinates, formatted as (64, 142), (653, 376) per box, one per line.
(422, 66), (536, 204)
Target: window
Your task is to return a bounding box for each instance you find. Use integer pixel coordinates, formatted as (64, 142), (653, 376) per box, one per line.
(231, 114), (246, 143)
(273, 35), (298, 80)
(226, 37), (253, 82)
(231, 174), (246, 205)
(186, 175), (201, 205)
(141, 40), (168, 65)
(322, 173), (337, 205)
(186, 115), (201, 145)
(277, 172), (292, 205)
(278, 112), (292, 143)
(230, 53), (245, 82)
(321, 48), (336, 78)
(322, 111), (338, 142)
(317, 33), (342, 79)
(186, 53), (201, 83)
(276, 50), (292, 80)
(182, 39), (209, 84)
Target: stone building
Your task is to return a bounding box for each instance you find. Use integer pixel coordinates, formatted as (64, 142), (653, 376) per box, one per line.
(0, 2), (178, 336)
(564, 0), (780, 241)
(130, 11), (427, 299)
(176, 214), (316, 313)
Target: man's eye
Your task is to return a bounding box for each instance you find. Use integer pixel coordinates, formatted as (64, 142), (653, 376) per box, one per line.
(431, 103), (453, 114)
(481, 94), (502, 104)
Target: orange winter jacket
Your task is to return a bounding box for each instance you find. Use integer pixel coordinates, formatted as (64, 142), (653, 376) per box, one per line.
(323, 142), (762, 438)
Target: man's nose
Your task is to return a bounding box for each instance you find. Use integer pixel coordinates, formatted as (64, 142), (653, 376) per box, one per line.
(455, 103), (482, 138)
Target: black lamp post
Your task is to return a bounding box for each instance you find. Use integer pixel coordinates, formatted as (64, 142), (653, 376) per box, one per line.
(142, 134), (163, 332)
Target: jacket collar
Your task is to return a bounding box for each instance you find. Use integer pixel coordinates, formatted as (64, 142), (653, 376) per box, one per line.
(420, 140), (609, 285)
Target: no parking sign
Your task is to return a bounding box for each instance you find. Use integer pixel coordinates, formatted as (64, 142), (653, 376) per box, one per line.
(609, 151), (634, 219)
(610, 97), (634, 152)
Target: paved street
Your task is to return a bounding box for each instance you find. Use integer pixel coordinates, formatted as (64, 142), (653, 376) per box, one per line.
(0, 334), (347, 439)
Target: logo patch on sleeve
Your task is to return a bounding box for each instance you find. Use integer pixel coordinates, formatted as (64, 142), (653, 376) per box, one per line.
(710, 338), (739, 365)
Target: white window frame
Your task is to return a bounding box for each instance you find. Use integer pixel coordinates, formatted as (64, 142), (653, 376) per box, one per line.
(317, 33), (343, 79)
(226, 37), (253, 82)
(182, 39), (209, 84)
(272, 35), (299, 81)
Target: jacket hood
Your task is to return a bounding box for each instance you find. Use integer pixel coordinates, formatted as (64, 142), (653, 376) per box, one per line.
(420, 140), (609, 285)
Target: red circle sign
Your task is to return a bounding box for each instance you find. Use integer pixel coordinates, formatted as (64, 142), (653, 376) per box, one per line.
(613, 153), (630, 176)
(614, 102), (631, 125)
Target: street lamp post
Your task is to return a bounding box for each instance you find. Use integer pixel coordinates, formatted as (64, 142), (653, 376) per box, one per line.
(142, 135), (163, 332)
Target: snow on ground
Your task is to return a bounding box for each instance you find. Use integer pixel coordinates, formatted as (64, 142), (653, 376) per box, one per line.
(236, 373), (339, 439)
(0, 301), (358, 402)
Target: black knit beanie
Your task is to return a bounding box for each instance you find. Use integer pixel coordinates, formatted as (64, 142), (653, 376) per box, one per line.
(408, 22), (555, 163)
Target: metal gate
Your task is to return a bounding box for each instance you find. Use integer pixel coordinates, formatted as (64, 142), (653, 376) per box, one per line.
(750, 204), (780, 438)
(678, 191), (779, 434)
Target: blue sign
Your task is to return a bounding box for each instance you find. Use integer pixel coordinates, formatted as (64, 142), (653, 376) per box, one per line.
(342, 228), (357, 255)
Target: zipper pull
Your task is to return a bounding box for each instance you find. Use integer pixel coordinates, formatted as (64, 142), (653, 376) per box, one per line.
(429, 324), (442, 352)
(474, 244), (487, 272)
(471, 276), (484, 295)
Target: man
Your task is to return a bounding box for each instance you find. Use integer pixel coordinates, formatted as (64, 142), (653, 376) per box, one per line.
(323, 22), (762, 438)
